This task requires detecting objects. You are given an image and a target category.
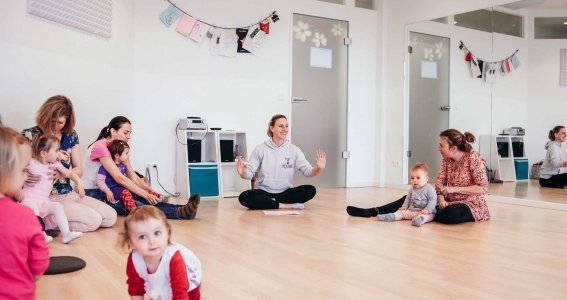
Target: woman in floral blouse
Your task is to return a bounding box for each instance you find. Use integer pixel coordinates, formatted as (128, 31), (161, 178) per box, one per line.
(22, 95), (116, 232)
(347, 129), (490, 224)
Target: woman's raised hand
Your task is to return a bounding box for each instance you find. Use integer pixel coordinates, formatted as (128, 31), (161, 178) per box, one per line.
(315, 149), (326, 170)
(236, 157), (248, 178)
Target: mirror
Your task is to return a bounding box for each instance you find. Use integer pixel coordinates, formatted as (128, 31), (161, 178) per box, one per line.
(405, 1), (567, 207)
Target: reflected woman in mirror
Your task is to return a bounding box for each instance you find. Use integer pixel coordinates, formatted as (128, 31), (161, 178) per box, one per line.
(539, 125), (567, 188)
(236, 114), (326, 210)
(347, 129), (490, 224)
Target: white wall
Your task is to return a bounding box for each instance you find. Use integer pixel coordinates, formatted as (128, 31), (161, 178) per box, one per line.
(526, 9), (567, 163)
(0, 1), (135, 148)
(380, 0), (523, 186)
(0, 0), (379, 192)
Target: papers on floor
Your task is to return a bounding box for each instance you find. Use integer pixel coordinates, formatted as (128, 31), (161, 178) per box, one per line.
(263, 210), (302, 216)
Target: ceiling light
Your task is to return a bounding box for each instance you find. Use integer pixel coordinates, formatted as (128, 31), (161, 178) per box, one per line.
(564, 22), (567, 25)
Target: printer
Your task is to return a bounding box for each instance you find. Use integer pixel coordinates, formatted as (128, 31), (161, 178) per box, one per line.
(178, 117), (207, 130)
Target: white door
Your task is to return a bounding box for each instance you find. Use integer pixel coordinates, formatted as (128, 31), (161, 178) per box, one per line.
(291, 14), (348, 187)
(408, 32), (450, 181)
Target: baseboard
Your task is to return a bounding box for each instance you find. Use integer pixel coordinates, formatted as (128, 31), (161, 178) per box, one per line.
(487, 195), (567, 211)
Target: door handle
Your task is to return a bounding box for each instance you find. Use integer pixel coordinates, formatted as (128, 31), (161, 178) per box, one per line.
(440, 105), (451, 111)
(292, 97), (309, 103)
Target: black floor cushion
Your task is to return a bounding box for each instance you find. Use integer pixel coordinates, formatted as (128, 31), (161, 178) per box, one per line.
(44, 256), (86, 275)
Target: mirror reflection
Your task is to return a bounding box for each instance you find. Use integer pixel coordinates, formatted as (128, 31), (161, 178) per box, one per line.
(405, 0), (567, 206)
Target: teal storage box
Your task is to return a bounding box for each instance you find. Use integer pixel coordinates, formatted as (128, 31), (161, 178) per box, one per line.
(189, 164), (219, 197)
(514, 158), (529, 180)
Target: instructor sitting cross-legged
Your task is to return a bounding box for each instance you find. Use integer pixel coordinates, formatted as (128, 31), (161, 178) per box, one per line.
(237, 114), (326, 210)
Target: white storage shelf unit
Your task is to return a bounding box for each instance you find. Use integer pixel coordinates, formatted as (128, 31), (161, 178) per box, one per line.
(218, 132), (249, 197)
(176, 130), (250, 199)
(480, 134), (527, 182)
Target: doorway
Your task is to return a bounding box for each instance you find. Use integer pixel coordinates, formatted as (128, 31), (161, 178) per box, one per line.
(291, 14), (348, 187)
(407, 32), (450, 182)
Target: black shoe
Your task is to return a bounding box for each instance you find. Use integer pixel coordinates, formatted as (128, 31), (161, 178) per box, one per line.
(346, 206), (379, 218)
(45, 230), (60, 238)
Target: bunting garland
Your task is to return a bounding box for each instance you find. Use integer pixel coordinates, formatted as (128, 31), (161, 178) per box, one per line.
(459, 41), (520, 83)
(159, 0), (279, 57)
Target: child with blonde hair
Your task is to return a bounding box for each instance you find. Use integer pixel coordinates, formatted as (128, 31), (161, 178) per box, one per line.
(0, 126), (49, 299)
(121, 206), (202, 299)
(21, 135), (83, 243)
(377, 163), (437, 226)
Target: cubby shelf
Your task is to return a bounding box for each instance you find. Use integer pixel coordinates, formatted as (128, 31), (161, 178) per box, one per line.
(480, 135), (528, 182)
(175, 130), (250, 199)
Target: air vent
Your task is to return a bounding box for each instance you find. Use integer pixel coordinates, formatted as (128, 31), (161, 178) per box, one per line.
(27, 0), (112, 39)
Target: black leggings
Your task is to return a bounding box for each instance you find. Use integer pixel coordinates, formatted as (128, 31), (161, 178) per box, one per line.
(238, 185), (316, 210)
(539, 173), (567, 188)
(376, 196), (475, 224)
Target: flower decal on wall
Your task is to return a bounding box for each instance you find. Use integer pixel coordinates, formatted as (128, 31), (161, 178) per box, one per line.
(423, 42), (446, 61)
(312, 32), (327, 47)
(331, 23), (344, 36)
(294, 20), (312, 42)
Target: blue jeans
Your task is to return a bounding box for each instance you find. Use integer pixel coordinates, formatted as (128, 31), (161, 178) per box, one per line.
(85, 189), (182, 219)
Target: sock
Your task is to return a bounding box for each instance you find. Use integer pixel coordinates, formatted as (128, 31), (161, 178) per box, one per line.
(121, 190), (136, 212)
(411, 215), (425, 227)
(291, 203), (305, 210)
(346, 206), (379, 218)
(377, 213), (395, 222)
(178, 194), (200, 220)
(63, 231), (82, 244)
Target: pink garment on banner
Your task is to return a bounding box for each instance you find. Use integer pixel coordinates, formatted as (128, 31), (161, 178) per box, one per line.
(176, 14), (197, 37)
(21, 159), (61, 218)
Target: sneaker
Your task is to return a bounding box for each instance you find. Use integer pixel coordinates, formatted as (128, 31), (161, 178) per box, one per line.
(63, 231), (83, 244)
(45, 229), (60, 238)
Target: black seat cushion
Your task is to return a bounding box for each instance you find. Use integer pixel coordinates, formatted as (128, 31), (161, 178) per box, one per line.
(44, 256), (86, 275)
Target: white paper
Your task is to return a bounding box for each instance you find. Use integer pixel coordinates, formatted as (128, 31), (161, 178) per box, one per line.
(310, 47), (332, 69)
(263, 210), (303, 216)
(421, 60), (437, 79)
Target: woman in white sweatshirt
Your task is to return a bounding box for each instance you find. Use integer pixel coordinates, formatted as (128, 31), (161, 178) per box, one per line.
(539, 125), (567, 188)
(236, 114), (326, 210)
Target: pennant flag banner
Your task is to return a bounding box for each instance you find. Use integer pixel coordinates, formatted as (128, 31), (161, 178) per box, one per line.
(459, 41), (520, 82)
(160, 0), (278, 57)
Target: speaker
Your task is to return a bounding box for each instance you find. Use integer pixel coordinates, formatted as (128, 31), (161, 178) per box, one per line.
(220, 140), (234, 162)
(187, 139), (202, 163)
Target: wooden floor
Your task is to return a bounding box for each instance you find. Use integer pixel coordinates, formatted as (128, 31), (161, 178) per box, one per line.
(37, 187), (567, 299)
(489, 179), (567, 205)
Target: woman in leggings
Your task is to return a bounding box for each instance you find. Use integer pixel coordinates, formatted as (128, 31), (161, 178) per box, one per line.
(237, 114), (326, 210)
(539, 125), (567, 188)
(347, 129), (490, 224)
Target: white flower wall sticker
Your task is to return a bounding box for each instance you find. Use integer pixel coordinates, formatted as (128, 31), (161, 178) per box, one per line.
(331, 23), (344, 37)
(423, 42), (446, 61)
(312, 32), (327, 47)
(294, 20), (312, 42)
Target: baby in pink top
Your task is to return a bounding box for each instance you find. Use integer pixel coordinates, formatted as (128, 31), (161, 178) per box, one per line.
(21, 135), (84, 244)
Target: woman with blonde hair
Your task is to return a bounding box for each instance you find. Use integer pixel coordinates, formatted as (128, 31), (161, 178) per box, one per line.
(22, 95), (117, 232)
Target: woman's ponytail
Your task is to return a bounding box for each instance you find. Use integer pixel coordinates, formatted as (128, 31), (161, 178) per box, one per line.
(89, 116), (131, 148)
